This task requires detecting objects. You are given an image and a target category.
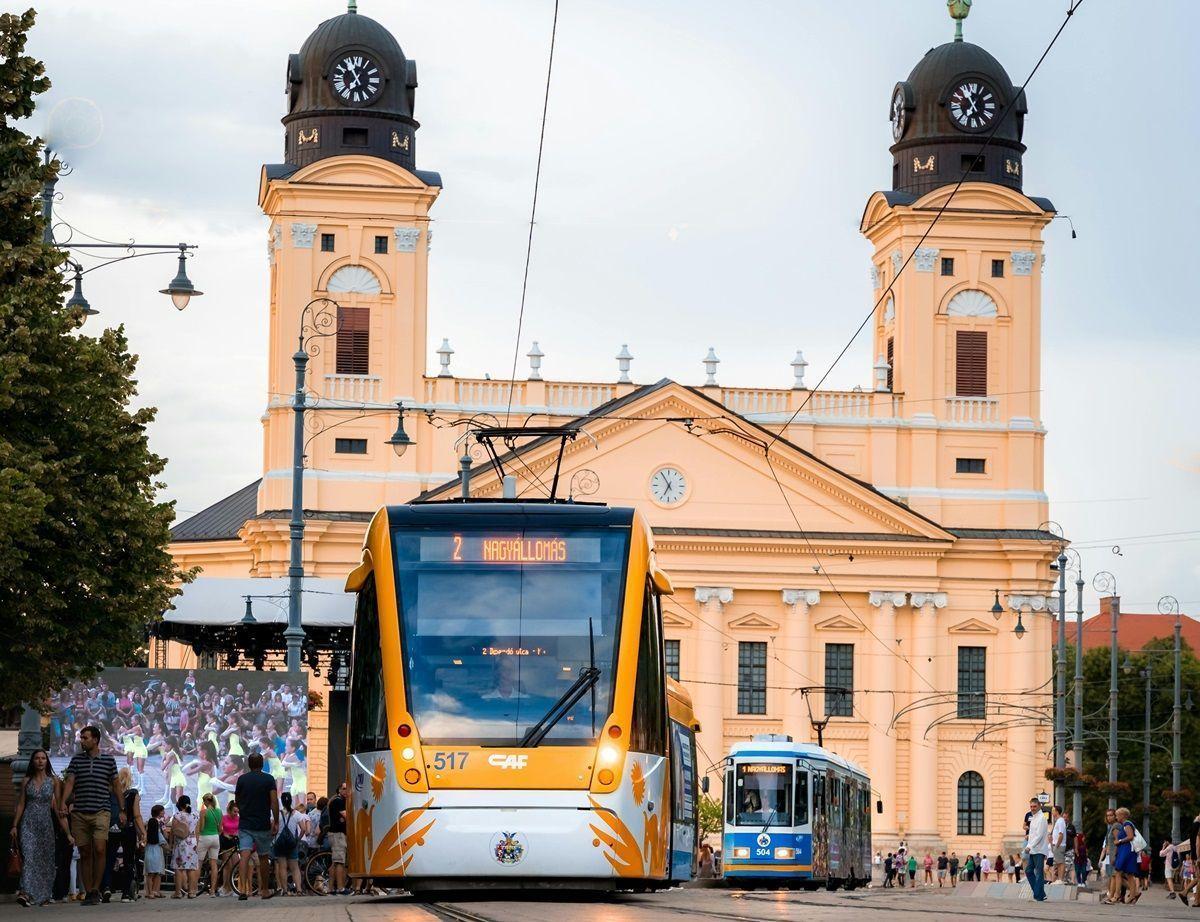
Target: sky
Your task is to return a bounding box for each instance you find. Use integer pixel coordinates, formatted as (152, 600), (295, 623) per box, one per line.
(20, 0), (1200, 618)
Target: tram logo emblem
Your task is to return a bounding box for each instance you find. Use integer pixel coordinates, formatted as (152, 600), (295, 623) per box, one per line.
(757, 832), (772, 849)
(353, 771), (365, 792)
(487, 753), (529, 770)
(491, 831), (527, 865)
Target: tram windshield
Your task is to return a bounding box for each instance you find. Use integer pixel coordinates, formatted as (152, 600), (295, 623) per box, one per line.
(733, 762), (793, 827)
(392, 526), (628, 746)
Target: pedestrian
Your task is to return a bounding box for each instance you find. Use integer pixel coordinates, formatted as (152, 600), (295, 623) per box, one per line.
(234, 751), (279, 901)
(170, 794), (199, 898)
(327, 781), (350, 895)
(143, 805), (166, 899)
(883, 852), (894, 887)
(1179, 811), (1200, 907)
(117, 768), (145, 902)
(1073, 830), (1088, 887)
(994, 853), (1004, 882)
(196, 792), (222, 898)
(963, 853), (974, 883)
(873, 850), (881, 883)
(1064, 816), (1078, 884)
(980, 853), (991, 880)
(1050, 804), (1067, 883)
(61, 725), (124, 906)
(1162, 839), (1181, 899)
(936, 851), (947, 887)
(906, 852), (918, 887)
(219, 801), (240, 896)
(1025, 795), (1049, 902)
(303, 795), (323, 860)
(11, 748), (71, 907)
(948, 852), (959, 887)
(1011, 853), (1022, 883)
(273, 791), (306, 896)
(923, 851), (933, 884)
(974, 852), (983, 881)
(1098, 807), (1119, 902)
(698, 843), (714, 878)
(1106, 806), (1140, 905)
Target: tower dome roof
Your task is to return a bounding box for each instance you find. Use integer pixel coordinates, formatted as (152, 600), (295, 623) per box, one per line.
(281, 8), (420, 170)
(889, 36), (1028, 196)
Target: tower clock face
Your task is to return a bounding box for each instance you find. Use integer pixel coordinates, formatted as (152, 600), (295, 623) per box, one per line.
(890, 86), (907, 141)
(948, 80), (998, 130)
(330, 54), (383, 105)
(649, 467), (688, 506)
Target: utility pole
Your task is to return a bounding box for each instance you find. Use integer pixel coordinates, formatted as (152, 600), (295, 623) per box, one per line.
(1141, 667), (1152, 848)
(1072, 570), (1085, 829)
(1101, 585), (1120, 810)
(1054, 549), (1068, 807)
(1165, 596), (1183, 843)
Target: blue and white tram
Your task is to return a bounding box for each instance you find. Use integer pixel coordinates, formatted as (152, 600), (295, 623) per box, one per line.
(721, 735), (873, 889)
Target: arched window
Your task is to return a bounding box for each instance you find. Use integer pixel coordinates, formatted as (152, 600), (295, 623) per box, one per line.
(946, 289), (998, 318)
(327, 265), (382, 294)
(957, 770), (985, 835)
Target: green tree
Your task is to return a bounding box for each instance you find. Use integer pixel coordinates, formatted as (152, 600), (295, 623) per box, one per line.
(1073, 637), (1200, 847)
(699, 794), (724, 843)
(0, 8), (182, 708)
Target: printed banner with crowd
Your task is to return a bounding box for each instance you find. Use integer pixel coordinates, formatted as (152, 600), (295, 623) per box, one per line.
(47, 668), (308, 820)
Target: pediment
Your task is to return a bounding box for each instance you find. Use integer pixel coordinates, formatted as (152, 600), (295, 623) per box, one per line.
(728, 612), (779, 631)
(915, 182), (1049, 216)
(662, 609), (694, 629)
(947, 617), (999, 636)
(420, 380), (953, 544)
(814, 614), (865, 633)
(292, 155), (432, 189)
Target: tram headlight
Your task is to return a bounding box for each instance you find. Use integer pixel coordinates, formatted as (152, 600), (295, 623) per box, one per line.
(732, 847), (751, 859)
(401, 747), (415, 761)
(599, 744), (620, 765)
(774, 847), (795, 860)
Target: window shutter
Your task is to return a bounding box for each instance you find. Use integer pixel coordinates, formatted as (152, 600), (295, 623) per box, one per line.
(886, 336), (894, 391)
(955, 330), (987, 396)
(336, 307), (370, 375)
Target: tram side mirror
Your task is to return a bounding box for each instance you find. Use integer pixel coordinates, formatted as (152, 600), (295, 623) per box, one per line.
(701, 776), (710, 794)
(876, 799), (884, 814)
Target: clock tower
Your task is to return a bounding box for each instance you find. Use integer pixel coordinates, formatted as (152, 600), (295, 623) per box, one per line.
(253, 5), (442, 540)
(860, 2), (1054, 530)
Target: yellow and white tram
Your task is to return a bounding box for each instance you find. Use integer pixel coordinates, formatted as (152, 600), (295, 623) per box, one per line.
(342, 501), (700, 891)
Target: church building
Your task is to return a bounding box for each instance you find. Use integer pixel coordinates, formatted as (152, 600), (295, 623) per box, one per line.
(165, 4), (1061, 855)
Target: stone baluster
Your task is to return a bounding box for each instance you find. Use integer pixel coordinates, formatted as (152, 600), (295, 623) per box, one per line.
(615, 344), (633, 384)
(702, 348), (720, 387)
(790, 350), (808, 390)
(436, 338), (454, 378)
(782, 589), (820, 743)
(527, 342), (544, 381)
(908, 591), (948, 851)
(694, 586), (733, 769)
(868, 590), (906, 841)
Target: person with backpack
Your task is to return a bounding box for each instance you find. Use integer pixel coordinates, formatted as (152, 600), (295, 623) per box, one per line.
(272, 791), (307, 897)
(1161, 839), (1182, 899)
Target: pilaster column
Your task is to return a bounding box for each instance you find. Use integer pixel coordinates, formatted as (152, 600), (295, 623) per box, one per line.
(867, 590), (906, 841)
(781, 589), (820, 743)
(694, 587), (733, 772)
(1005, 595), (1045, 846)
(908, 592), (948, 847)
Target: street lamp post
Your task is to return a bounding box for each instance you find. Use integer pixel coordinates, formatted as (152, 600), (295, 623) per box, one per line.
(285, 298), (342, 674)
(1140, 665), (1152, 848)
(1161, 595), (1183, 842)
(1055, 547), (1068, 807)
(1094, 571), (1120, 809)
(1072, 563), (1084, 829)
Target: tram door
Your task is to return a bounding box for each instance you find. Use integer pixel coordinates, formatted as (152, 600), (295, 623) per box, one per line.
(669, 720), (697, 879)
(811, 770), (828, 879)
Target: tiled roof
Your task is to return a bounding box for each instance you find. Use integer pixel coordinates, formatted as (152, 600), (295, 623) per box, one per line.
(1069, 599), (1200, 653)
(170, 480), (261, 542)
(947, 528), (1063, 541)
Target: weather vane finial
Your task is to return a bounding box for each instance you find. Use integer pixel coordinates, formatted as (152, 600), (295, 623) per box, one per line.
(948, 0), (972, 42)
(348, 0), (357, 13)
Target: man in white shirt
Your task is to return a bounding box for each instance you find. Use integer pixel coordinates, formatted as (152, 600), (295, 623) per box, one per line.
(1026, 797), (1050, 902)
(1050, 804), (1068, 882)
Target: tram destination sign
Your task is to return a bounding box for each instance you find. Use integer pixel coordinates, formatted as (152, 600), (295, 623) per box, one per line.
(422, 533), (601, 564)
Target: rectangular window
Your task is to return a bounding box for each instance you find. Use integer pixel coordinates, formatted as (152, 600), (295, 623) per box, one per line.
(961, 153), (985, 173)
(824, 643), (854, 717)
(342, 126), (369, 146)
(335, 438), (368, 455)
(374, 235), (388, 254)
(737, 641), (767, 715)
(630, 583), (667, 755)
(957, 647), (987, 719)
(991, 258), (1005, 278)
(335, 306), (370, 375)
(955, 457), (986, 474)
(941, 257), (955, 276)
(886, 336), (894, 391)
(665, 639), (680, 681)
(321, 233), (335, 252)
(955, 329), (988, 396)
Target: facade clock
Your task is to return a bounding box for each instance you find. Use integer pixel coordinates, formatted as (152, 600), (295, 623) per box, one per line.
(649, 467), (688, 506)
(330, 54), (383, 106)
(890, 86), (907, 141)
(948, 79), (998, 131)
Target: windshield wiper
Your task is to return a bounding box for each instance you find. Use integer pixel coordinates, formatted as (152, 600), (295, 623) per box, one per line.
(761, 806), (778, 834)
(519, 665), (601, 747)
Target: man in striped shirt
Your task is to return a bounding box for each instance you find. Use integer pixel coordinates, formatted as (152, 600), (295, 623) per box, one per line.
(61, 726), (124, 906)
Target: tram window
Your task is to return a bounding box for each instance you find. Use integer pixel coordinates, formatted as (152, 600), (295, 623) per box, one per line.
(795, 771), (810, 826)
(670, 721), (696, 824)
(724, 770), (735, 823)
(348, 575), (387, 752)
(733, 763), (792, 827)
(630, 582), (666, 754)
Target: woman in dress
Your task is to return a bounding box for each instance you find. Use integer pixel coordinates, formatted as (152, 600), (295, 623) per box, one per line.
(219, 802), (240, 896)
(220, 715), (245, 758)
(144, 804), (166, 899)
(117, 769), (146, 902)
(1108, 806), (1141, 904)
(170, 795), (199, 898)
(10, 749), (71, 907)
(280, 738), (307, 804)
(161, 736), (187, 807)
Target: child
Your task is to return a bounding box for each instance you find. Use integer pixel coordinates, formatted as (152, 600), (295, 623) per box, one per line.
(144, 805), (166, 899)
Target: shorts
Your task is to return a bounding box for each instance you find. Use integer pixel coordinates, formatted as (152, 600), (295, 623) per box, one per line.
(197, 834), (221, 862)
(238, 828), (273, 854)
(329, 831), (347, 864)
(144, 844), (165, 875)
(273, 840), (298, 861)
(70, 810), (111, 846)
(937, 869), (947, 879)
(1052, 846), (1066, 865)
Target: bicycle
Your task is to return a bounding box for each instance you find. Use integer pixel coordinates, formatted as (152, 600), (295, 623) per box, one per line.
(197, 846), (242, 896)
(303, 847), (333, 895)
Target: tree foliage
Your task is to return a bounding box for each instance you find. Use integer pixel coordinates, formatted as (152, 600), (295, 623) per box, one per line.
(698, 794), (724, 842)
(0, 9), (182, 708)
(1073, 637), (1200, 846)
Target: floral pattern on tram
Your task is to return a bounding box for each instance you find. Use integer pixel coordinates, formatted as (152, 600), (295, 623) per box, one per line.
(588, 752), (669, 877)
(347, 750), (436, 875)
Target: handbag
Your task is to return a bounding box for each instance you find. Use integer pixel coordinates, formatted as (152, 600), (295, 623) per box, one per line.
(1132, 827), (1149, 853)
(6, 846), (21, 878)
